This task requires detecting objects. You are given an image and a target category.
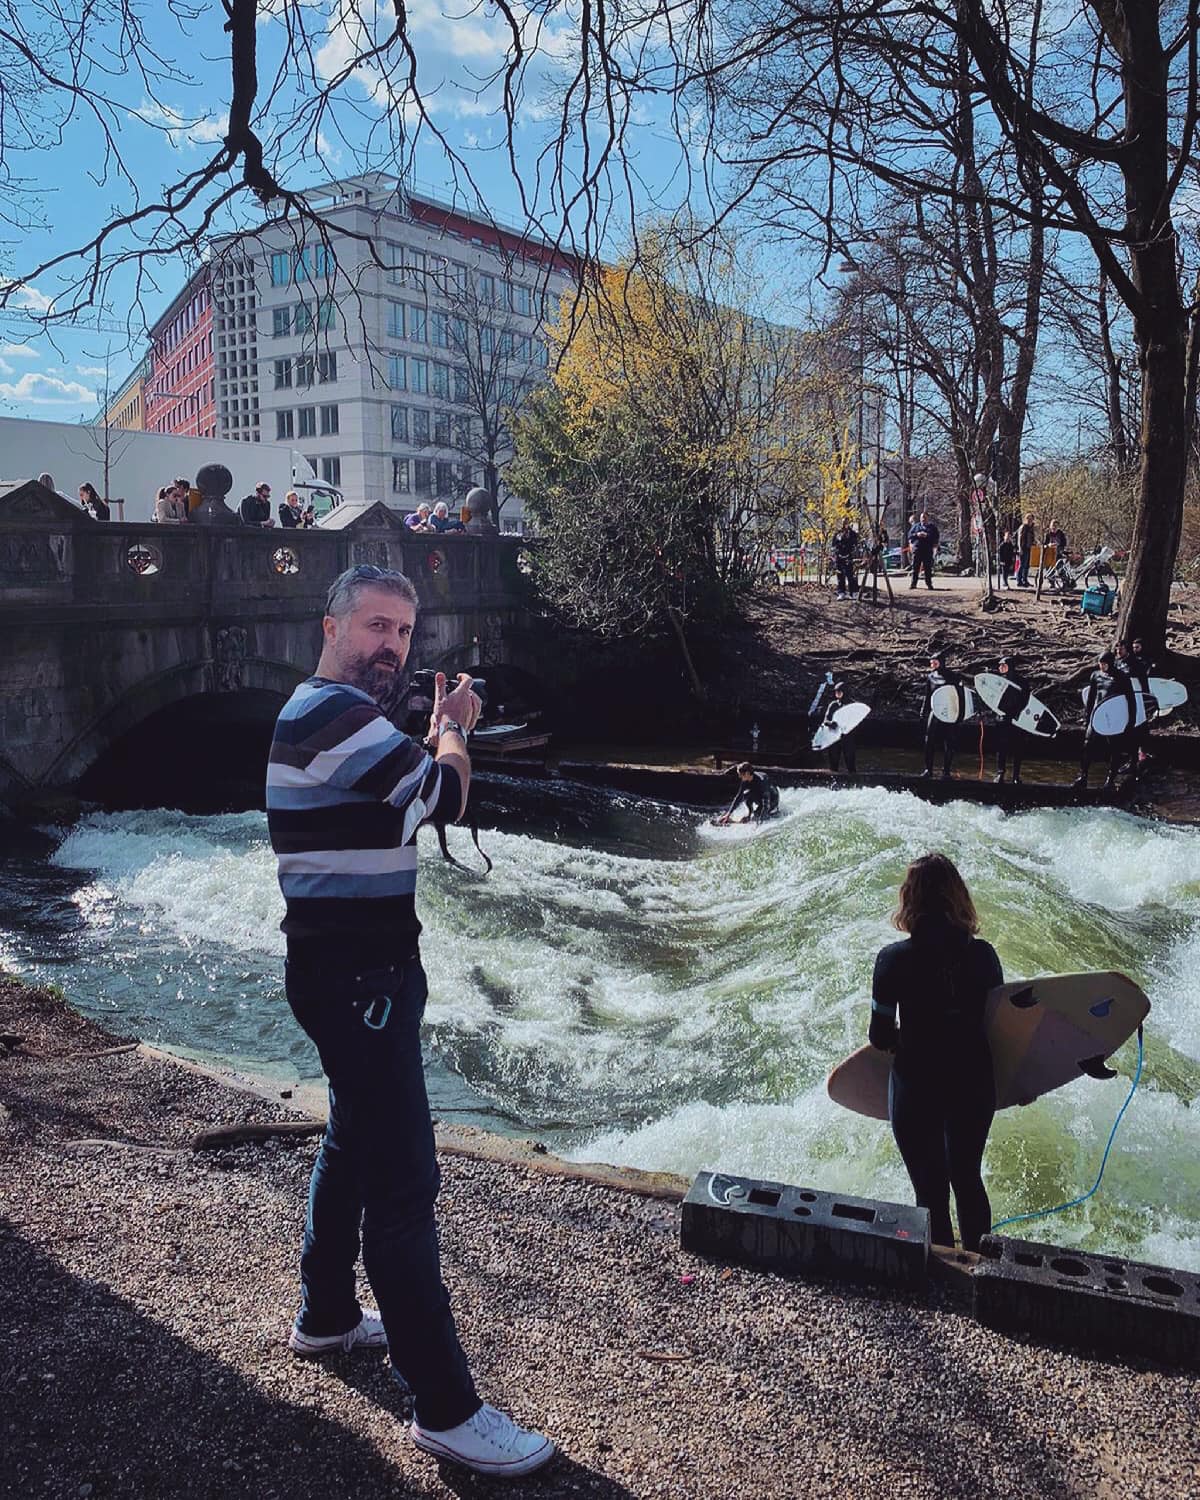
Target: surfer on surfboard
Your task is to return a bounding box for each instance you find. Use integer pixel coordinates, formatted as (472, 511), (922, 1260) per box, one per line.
(920, 650), (959, 781)
(1073, 649), (1134, 790)
(869, 853), (1004, 1251)
(715, 762), (780, 825)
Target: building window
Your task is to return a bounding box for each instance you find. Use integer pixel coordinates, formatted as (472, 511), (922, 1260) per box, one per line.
(321, 456), (341, 486)
(510, 282), (532, 316)
(276, 410), (295, 439)
(432, 362), (450, 399)
(498, 330), (514, 359)
(480, 325), (495, 356)
(431, 310), (448, 348)
(295, 248), (311, 282)
(388, 354), (406, 390)
(317, 350), (338, 383)
(304, 454), (319, 475)
(436, 460), (457, 495)
(386, 242), (403, 283)
(452, 261), (469, 293)
(317, 297), (336, 330)
(515, 334), (531, 363)
(535, 339), (550, 368)
(314, 244), (336, 278)
(390, 405), (409, 441)
(414, 458), (433, 494)
(454, 414), (473, 449)
(411, 358), (428, 394)
(479, 272), (497, 304)
(392, 457), (411, 493)
(272, 306), (290, 337)
(453, 367), (469, 403)
(295, 354), (315, 387)
(434, 411), (450, 446)
(409, 306), (427, 343)
(320, 404), (339, 436)
(294, 301), (313, 333)
(412, 408), (430, 445)
(387, 301), (406, 338)
(270, 251), (291, 286)
(297, 406), (317, 438)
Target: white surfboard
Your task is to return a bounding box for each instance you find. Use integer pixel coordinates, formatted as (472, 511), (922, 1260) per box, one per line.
(930, 683), (978, 725)
(473, 722), (529, 740)
(1147, 677), (1187, 715)
(812, 701), (871, 751)
(1090, 692), (1148, 737)
(827, 971), (1149, 1119)
(974, 672), (1060, 738)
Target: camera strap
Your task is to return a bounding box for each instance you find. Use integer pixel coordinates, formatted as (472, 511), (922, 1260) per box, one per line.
(433, 817), (493, 877)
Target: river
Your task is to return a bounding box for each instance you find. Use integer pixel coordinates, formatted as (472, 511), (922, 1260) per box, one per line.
(4, 776), (1200, 1268)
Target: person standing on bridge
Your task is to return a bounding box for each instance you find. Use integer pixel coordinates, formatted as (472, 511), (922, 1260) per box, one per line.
(239, 481), (275, 528)
(267, 563), (555, 1479)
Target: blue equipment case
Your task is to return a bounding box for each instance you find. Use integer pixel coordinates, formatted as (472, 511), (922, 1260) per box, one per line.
(1081, 583), (1116, 617)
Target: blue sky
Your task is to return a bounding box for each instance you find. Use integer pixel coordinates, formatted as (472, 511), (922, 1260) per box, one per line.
(0, 0), (711, 422)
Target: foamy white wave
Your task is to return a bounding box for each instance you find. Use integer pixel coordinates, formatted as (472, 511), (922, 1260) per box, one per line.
(36, 790), (1200, 1263)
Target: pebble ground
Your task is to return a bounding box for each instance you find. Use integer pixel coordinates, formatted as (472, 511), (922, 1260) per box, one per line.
(2, 977), (1197, 1499)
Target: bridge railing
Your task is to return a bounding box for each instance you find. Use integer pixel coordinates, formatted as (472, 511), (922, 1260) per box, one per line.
(0, 513), (537, 618)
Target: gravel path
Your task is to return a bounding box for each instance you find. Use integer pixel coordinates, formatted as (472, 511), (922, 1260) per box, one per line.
(2, 976), (1197, 1500)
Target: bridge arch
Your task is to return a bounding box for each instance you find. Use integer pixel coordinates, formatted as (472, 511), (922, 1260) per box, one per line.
(47, 657), (306, 794)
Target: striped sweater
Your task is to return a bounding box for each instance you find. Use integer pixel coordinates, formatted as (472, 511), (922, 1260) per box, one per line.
(267, 677), (461, 953)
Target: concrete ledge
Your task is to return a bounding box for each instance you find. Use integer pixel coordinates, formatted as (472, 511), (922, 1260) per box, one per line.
(975, 1233), (1200, 1370)
(680, 1170), (930, 1291)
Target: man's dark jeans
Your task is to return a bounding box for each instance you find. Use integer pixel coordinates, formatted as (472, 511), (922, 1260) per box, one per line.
(286, 950), (480, 1432)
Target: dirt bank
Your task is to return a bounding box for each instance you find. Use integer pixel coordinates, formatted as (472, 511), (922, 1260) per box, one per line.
(3, 974), (1198, 1499)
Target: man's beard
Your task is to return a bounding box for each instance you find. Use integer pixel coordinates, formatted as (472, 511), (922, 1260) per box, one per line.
(343, 648), (411, 716)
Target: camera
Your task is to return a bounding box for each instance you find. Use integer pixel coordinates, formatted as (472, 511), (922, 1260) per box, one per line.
(407, 669), (488, 711)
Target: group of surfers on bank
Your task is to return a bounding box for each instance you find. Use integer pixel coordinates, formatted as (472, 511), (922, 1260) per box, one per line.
(721, 637), (1161, 822)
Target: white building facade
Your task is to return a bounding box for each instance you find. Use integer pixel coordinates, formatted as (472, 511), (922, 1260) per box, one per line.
(211, 173), (582, 526)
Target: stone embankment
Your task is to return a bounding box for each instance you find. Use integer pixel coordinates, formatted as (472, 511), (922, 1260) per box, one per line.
(2, 974), (1197, 1499)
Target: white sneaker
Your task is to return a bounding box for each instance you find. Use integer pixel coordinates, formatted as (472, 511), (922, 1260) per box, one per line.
(412, 1402), (556, 1477)
(288, 1310), (387, 1357)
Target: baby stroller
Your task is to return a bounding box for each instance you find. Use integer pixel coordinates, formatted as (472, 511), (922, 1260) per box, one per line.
(1045, 543), (1117, 593)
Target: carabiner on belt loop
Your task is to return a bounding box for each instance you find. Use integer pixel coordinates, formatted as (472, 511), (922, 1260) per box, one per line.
(363, 995), (392, 1030)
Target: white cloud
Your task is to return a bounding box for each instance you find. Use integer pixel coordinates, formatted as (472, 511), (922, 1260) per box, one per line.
(0, 281), (54, 313)
(133, 99), (229, 149)
(316, 131), (343, 166)
(76, 364), (109, 377)
(0, 342), (40, 359)
(0, 372), (96, 404)
(0, 359), (12, 377)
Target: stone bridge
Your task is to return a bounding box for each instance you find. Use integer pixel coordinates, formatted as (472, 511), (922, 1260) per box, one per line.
(0, 483), (544, 808)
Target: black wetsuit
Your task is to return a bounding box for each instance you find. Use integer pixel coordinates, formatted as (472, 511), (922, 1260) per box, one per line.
(870, 915), (1003, 1250)
(822, 697), (857, 773)
(921, 667), (960, 776)
(993, 669), (1030, 782)
(729, 772), (779, 821)
(1080, 668), (1134, 784)
(1118, 648), (1154, 769)
(832, 528), (859, 597)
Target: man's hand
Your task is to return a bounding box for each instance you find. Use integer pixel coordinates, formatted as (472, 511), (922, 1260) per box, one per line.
(431, 672), (482, 735)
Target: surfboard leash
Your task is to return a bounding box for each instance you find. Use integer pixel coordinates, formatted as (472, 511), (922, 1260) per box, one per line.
(990, 1023), (1144, 1234)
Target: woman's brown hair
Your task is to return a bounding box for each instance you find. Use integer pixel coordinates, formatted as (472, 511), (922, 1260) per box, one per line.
(893, 852), (979, 935)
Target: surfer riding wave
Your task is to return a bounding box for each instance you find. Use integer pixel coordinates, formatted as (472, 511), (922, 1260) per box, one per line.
(869, 853), (1003, 1251)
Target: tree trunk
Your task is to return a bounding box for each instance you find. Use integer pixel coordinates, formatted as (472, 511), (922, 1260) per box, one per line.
(1120, 290), (1187, 651)
(1113, 11), (1187, 654)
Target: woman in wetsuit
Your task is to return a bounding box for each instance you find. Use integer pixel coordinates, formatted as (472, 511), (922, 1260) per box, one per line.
(869, 853), (1002, 1251)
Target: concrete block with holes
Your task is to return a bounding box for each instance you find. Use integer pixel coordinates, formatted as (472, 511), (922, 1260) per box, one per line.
(680, 1171), (930, 1291)
(974, 1233), (1200, 1370)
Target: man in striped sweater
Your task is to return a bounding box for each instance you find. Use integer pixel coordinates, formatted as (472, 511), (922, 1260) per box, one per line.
(268, 564), (555, 1479)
